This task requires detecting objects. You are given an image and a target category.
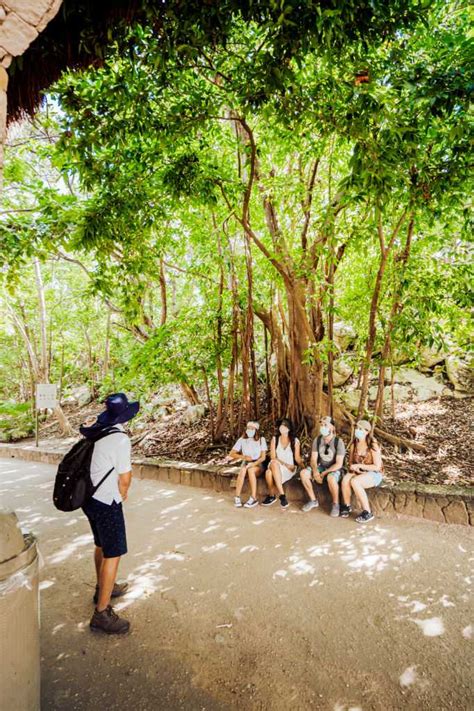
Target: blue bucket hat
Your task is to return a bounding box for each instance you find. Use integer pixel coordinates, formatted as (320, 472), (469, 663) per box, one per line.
(97, 393), (140, 425)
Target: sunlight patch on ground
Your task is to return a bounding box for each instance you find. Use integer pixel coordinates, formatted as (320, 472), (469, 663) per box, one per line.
(201, 542), (227, 553)
(399, 665), (418, 688)
(48, 534), (93, 564)
(412, 617), (445, 636)
(462, 625), (472, 639)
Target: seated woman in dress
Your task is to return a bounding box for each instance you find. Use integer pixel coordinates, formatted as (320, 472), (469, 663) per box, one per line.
(225, 421), (267, 509)
(262, 418), (304, 510)
(340, 419), (384, 523)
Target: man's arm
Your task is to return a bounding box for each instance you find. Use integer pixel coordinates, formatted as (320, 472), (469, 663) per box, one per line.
(118, 471), (132, 501)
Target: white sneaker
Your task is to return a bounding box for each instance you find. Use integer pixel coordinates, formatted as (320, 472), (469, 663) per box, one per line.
(244, 497), (259, 509)
(234, 496), (243, 508)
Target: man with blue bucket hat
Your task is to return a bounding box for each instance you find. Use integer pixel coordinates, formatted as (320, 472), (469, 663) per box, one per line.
(80, 393), (139, 634)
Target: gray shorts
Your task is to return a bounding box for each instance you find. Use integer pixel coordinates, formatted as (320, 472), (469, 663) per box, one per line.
(301, 466), (343, 484)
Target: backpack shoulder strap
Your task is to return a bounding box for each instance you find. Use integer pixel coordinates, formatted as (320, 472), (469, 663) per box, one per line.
(91, 427), (123, 442)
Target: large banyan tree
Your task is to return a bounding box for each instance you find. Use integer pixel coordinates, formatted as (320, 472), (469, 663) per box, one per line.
(2, 1), (471, 439)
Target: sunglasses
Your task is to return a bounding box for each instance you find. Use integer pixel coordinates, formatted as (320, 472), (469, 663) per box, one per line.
(324, 443), (331, 456)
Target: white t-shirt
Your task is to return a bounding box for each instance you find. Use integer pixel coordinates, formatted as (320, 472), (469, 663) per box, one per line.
(232, 436), (267, 462)
(90, 424), (132, 505)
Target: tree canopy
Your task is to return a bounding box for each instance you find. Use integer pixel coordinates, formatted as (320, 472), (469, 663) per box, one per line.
(1, 0), (472, 439)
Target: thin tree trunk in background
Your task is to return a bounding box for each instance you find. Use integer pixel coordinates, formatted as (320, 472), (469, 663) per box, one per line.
(213, 222), (227, 440)
(357, 208), (407, 418)
(326, 257), (336, 418)
(264, 324), (272, 412)
(34, 258), (49, 381)
(103, 310), (111, 379)
(203, 371), (215, 441)
(390, 353), (396, 420)
(58, 341), (65, 403)
(244, 232), (259, 418)
(159, 259), (167, 326)
(179, 382), (200, 406)
(8, 278), (72, 436)
(84, 329), (96, 398)
(373, 217), (414, 423)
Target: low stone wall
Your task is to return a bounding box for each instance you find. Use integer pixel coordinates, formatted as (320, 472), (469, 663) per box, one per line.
(1, 443), (472, 526)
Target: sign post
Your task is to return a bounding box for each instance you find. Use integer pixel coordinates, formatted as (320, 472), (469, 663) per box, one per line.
(35, 384), (58, 448)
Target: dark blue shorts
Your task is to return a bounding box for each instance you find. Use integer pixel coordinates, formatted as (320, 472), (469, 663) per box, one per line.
(82, 498), (127, 558)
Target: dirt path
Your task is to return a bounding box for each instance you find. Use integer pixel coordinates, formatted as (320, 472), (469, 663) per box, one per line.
(1, 458), (472, 711)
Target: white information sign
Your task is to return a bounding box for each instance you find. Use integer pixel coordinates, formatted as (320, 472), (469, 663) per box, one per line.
(35, 383), (58, 410)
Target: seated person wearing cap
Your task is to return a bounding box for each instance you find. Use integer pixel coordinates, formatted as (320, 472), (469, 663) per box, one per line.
(224, 420), (267, 509)
(300, 416), (346, 517)
(340, 419), (384, 524)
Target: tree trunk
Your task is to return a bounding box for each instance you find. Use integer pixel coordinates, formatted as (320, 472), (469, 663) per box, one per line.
(103, 310), (111, 379)
(33, 258), (49, 381)
(159, 259), (167, 326)
(180, 382), (200, 406)
(357, 208), (407, 417)
(373, 217), (414, 423)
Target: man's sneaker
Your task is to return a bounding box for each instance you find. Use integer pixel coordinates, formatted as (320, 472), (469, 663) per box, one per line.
(339, 504), (352, 518)
(93, 581), (129, 605)
(262, 495), (277, 507)
(330, 503), (340, 517)
(279, 495), (289, 509)
(90, 605), (130, 635)
(244, 496), (259, 509)
(234, 496), (243, 508)
(356, 510), (374, 524)
(302, 499), (319, 513)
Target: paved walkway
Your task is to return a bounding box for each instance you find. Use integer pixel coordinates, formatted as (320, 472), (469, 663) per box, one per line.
(0, 458), (472, 710)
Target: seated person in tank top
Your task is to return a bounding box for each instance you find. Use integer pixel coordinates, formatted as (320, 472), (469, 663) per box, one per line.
(340, 419), (384, 524)
(300, 416), (346, 518)
(262, 418), (304, 510)
(224, 421), (267, 509)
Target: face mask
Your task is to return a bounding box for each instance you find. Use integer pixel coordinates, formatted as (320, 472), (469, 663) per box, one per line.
(246, 429), (256, 438)
(355, 429), (366, 440)
(279, 426), (289, 436)
(320, 426), (330, 437)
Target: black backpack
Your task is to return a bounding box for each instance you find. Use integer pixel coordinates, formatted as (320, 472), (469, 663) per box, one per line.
(53, 427), (122, 512)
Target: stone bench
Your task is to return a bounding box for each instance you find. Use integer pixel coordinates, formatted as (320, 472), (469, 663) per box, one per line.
(0, 444), (472, 526)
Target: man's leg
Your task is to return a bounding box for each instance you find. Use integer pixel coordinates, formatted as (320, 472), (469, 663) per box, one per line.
(97, 555), (121, 612)
(94, 546), (103, 584)
(327, 473), (340, 504)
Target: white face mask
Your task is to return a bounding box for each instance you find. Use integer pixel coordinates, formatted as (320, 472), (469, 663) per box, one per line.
(279, 426), (289, 436)
(320, 426), (330, 437)
(246, 429), (256, 438)
(355, 428), (366, 440)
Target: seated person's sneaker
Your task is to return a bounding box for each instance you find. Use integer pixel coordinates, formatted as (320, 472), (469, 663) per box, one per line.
(243, 496), (259, 508)
(339, 504), (352, 518)
(356, 510), (374, 524)
(330, 503), (340, 517)
(93, 581), (128, 605)
(279, 494), (289, 509)
(234, 496), (243, 508)
(302, 499), (319, 512)
(90, 605), (130, 635)
(262, 495), (277, 507)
